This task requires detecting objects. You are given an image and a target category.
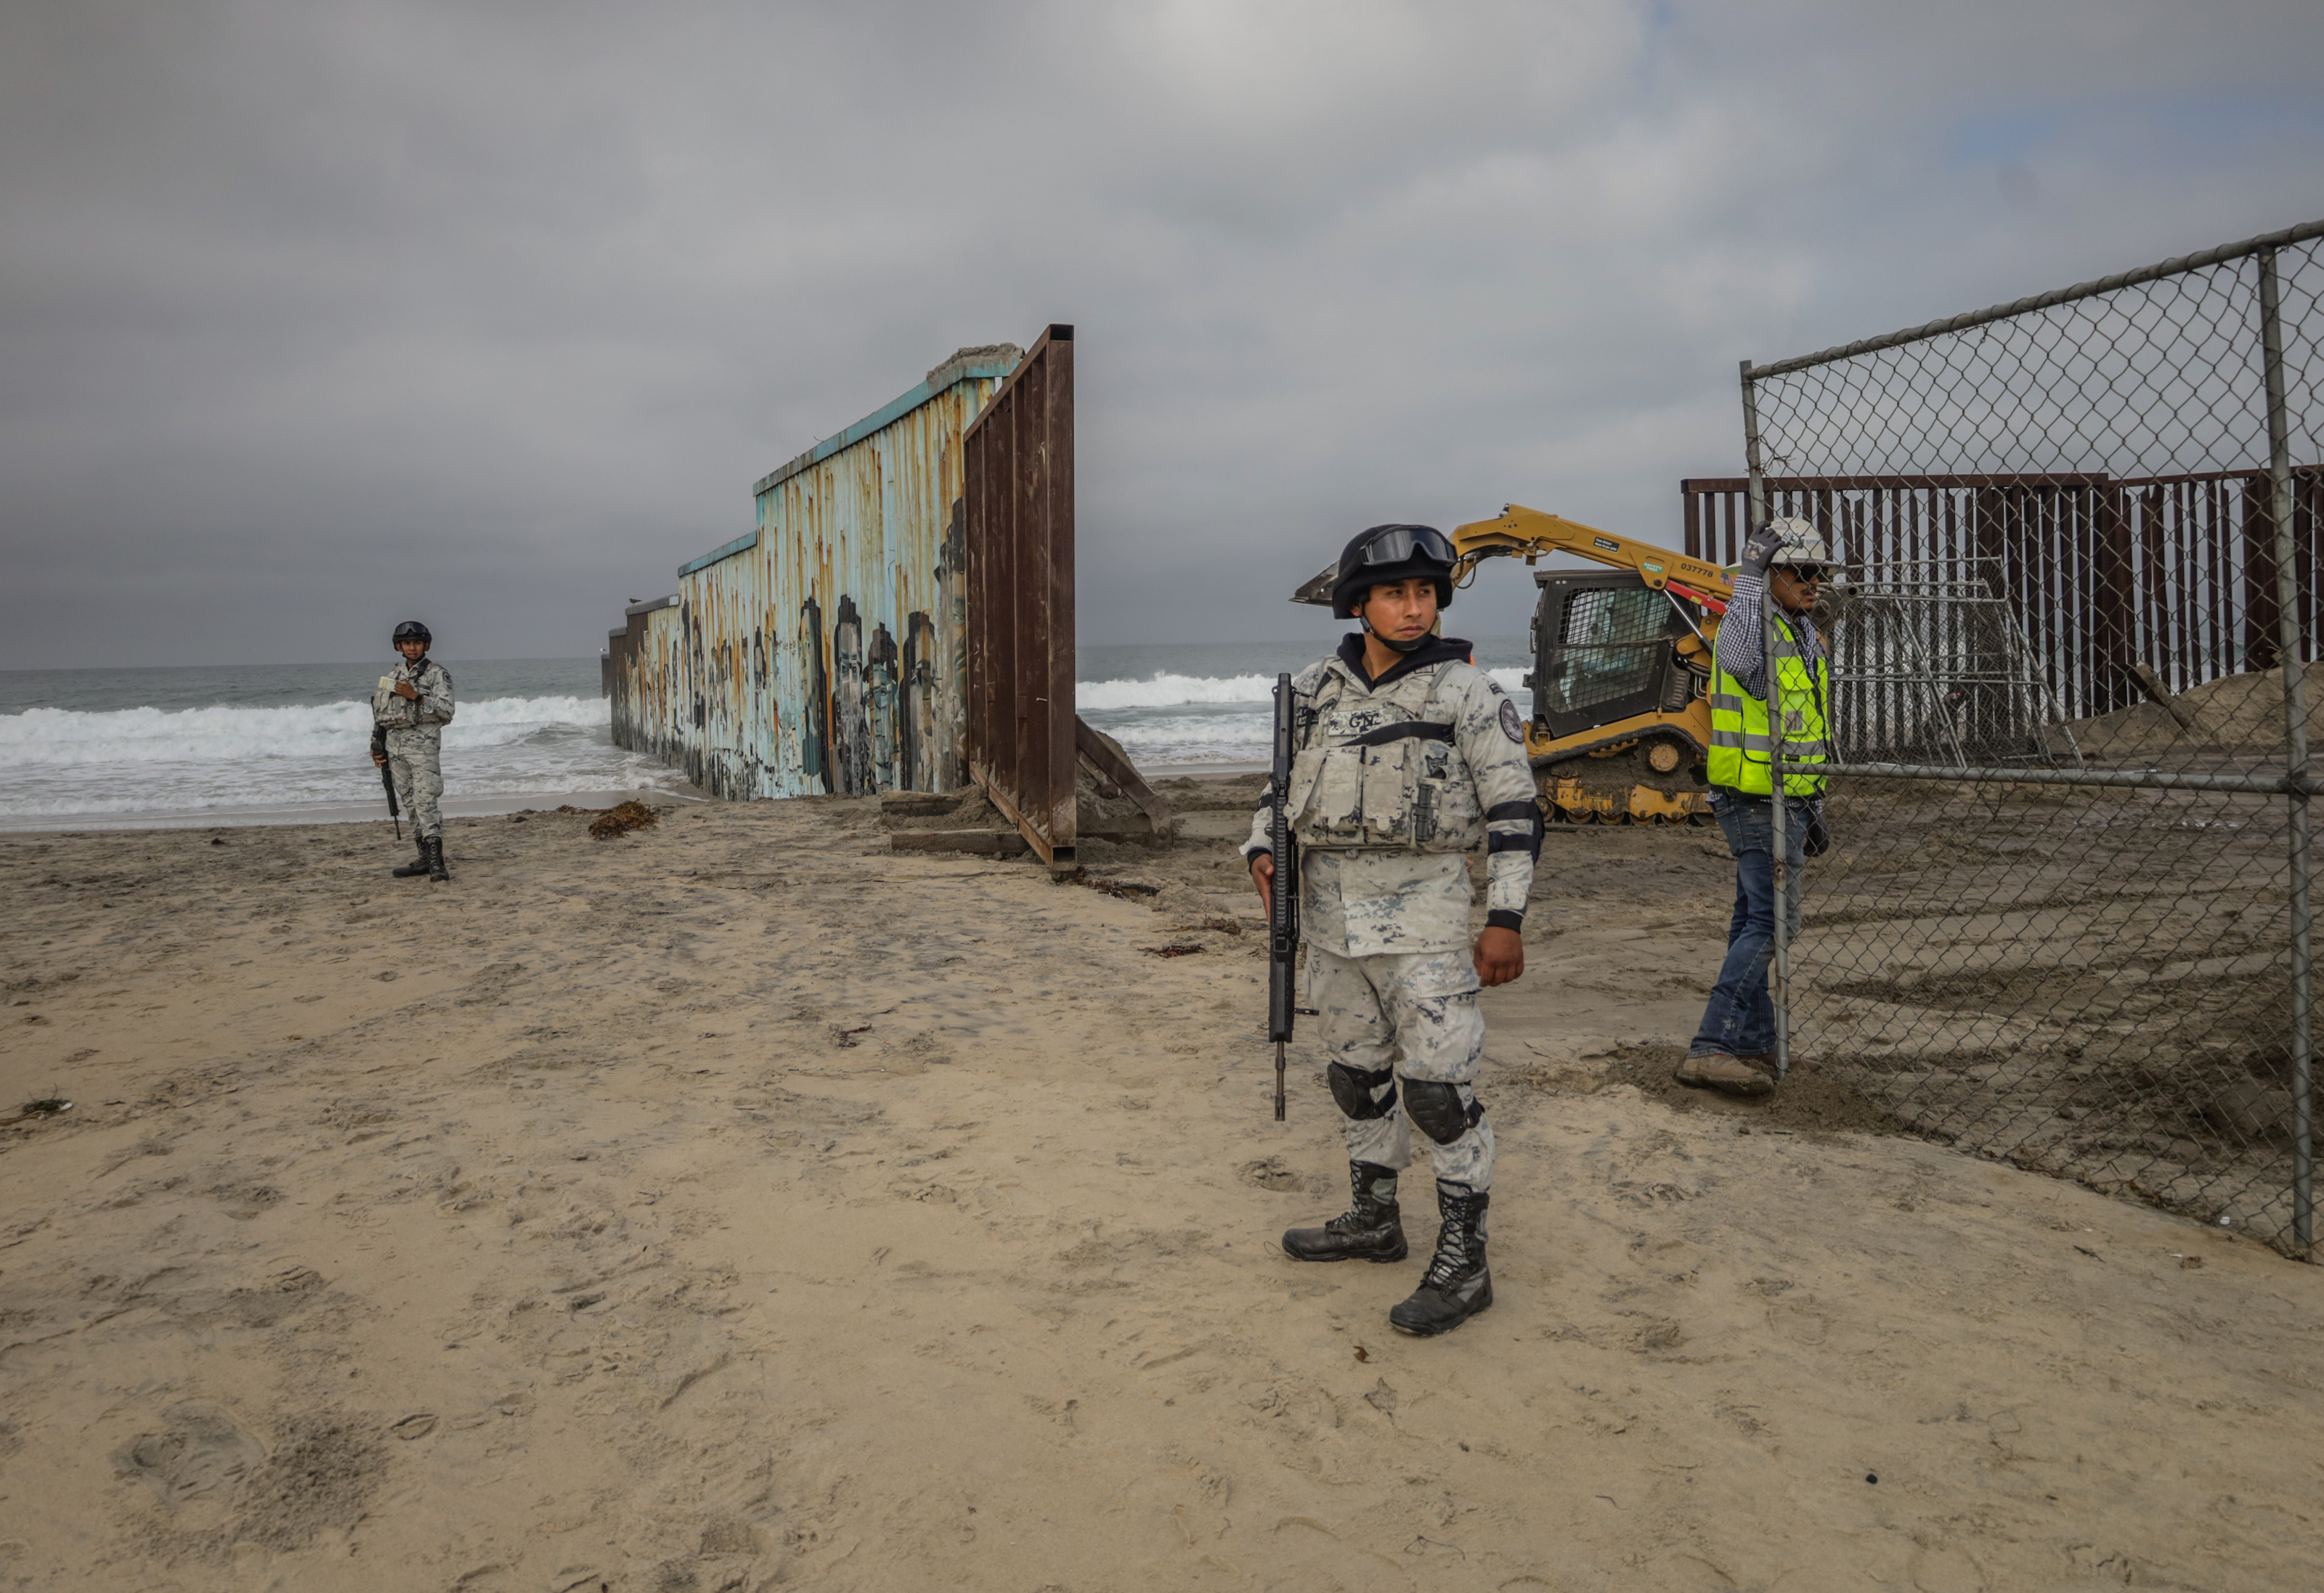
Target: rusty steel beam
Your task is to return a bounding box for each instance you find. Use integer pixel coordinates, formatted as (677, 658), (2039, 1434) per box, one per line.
(964, 325), (1077, 868)
(1076, 715), (1176, 841)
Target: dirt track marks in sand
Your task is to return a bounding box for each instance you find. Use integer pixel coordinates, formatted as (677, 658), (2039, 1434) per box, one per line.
(0, 799), (2320, 1590)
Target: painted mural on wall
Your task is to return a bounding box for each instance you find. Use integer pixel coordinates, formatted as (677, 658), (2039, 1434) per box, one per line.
(605, 346), (1016, 800)
(799, 594), (831, 793)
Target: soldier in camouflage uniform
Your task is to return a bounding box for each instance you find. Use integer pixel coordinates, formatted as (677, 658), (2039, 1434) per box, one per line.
(1246, 524), (1543, 1337)
(370, 620), (457, 881)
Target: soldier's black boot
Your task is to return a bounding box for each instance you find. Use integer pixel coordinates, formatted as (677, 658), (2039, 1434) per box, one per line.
(391, 840), (429, 878)
(1282, 1162), (1407, 1263)
(1389, 1184), (1492, 1336)
(426, 837), (450, 882)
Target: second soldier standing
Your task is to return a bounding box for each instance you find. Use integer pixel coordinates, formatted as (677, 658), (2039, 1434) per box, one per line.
(371, 620), (457, 881)
(1246, 524), (1542, 1337)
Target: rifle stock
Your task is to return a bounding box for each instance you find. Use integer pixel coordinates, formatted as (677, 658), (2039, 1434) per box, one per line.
(1267, 673), (1300, 1122)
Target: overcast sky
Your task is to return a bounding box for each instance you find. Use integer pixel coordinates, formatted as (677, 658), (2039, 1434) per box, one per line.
(4, 0), (2321, 669)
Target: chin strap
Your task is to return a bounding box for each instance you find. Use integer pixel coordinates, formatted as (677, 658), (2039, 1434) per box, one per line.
(1361, 618), (1431, 655)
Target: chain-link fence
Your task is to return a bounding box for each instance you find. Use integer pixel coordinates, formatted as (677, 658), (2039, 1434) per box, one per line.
(1739, 218), (2323, 1258)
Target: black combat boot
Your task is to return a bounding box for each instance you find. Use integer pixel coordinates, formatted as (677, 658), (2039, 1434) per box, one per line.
(1282, 1162), (1407, 1263)
(426, 837), (450, 881)
(391, 840), (430, 878)
(1389, 1184), (1492, 1336)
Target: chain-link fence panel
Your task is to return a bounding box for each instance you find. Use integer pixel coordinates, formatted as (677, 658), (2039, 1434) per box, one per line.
(1804, 776), (2295, 1241)
(1739, 219), (2323, 1258)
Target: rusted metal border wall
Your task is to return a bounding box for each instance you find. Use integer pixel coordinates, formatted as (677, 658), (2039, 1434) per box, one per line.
(606, 595), (683, 770)
(964, 325), (1076, 865)
(607, 347), (1022, 799)
(1681, 470), (2324, 722)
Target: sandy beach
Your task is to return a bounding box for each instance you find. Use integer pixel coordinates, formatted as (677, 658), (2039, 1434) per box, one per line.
(2, 794), (2320, 1592)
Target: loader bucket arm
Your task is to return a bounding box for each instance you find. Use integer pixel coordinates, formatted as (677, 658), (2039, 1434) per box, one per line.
(1450, 505), (1734, 601)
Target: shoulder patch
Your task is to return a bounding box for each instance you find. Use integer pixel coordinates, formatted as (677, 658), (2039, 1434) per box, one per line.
(1486, 677), (1506, 696)
(1498, 698), (1524, 743)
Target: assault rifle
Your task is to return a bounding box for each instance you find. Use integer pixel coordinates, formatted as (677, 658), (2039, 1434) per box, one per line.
(1266, 672), (1299, 1123)
(374, 733), (401, 839)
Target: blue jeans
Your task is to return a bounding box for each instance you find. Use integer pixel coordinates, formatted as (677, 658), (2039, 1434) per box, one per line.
(1688, 792), (1809, 1059)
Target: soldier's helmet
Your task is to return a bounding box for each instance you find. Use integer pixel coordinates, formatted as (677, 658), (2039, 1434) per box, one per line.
(1328, 524), (1459, 619)
(1763, 518), (1832, 569)
(392, 620), (433, 646)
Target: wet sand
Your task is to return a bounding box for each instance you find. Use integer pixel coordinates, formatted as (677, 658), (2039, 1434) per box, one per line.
(0, 788), (698, 835)
(1, 799), (2320, 1591)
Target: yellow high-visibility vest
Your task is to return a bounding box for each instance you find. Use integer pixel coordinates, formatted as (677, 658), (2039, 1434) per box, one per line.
(1707, 608), (1829, 797)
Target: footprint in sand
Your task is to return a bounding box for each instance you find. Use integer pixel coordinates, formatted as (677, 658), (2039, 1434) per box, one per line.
(110, 1403), (263, 1507)
(1238, 1157), (1308, 1193)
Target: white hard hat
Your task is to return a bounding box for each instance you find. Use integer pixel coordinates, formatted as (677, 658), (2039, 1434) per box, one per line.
(1765, 518), (1831, 567)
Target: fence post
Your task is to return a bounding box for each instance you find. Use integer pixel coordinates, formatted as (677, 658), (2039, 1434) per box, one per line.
(1742, 359), (1791, 1080)
(2257, 248), (2315, 1258)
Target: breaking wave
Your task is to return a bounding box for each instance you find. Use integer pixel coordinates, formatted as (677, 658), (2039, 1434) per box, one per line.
(1077, 667), (1527, 714)
(1076, 668), (1531, 765)
(0, 694), (609, 767)
(0, 693), (670, 822)
(1076, 672), (1277, 710)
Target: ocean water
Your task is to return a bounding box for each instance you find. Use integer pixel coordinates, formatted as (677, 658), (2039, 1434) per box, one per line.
(0, 636), (1532, 828)
(0, 658), (667, 829)
(1076, 636), (1532, 767)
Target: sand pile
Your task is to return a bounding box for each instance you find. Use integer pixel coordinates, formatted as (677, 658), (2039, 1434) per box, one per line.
(2069, 659), (2324, 757)
(878, 736), (1170, 842)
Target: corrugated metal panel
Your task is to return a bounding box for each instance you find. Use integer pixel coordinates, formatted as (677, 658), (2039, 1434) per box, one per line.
(678, 531), (760, 578)
(608, 597), (688, 774)
(609, 350), (1021, 799)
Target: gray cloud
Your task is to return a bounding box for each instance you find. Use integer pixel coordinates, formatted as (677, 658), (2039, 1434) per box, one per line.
(3, 0), (2320, 667)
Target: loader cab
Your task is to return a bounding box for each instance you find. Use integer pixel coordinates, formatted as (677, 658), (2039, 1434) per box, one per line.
(1527, 571), (1703, 742)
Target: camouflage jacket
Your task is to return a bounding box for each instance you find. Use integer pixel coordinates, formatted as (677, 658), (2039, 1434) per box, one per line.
(1244, 635), (1541, 957)
(371, 658), (456, 735)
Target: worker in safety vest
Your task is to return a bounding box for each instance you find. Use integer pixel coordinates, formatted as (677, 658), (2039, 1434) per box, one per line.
(1675, 518), (1832, 1096)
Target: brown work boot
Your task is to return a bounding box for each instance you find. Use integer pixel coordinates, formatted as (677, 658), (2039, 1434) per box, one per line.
(1739, 1052), (1817, 1079)
(1673, 1051), (1774, 1097)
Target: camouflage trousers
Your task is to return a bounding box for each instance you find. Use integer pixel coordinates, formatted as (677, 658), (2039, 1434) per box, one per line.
(1310, 945), (1495, 1192)
(384, 728), (444, 841)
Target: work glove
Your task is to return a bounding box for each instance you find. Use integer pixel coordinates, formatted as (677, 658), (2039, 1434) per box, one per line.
(1739, 523), (1784, 580)
(1803, 799), (1832, 858)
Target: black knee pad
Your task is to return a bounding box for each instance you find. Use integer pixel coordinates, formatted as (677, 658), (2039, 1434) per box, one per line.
(1327, 1062), (1397, 1121)
(1402, 1080), (1483, 1145)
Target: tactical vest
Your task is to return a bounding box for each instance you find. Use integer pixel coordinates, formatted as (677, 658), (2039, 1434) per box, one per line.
(373, 660), (447, 732)
(1707, 609), (1829, 798)
(1284, 662), (1487, 852)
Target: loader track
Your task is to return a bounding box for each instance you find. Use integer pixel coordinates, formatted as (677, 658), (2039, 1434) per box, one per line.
(1536, 743), (1713, 826)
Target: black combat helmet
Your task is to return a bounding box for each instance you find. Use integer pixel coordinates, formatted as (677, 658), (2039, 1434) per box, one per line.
(1328, 524), (1458, 619)
(391, 621), (432, 647)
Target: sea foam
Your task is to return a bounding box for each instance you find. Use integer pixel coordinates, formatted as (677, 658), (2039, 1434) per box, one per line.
(0, 695), (610, 767)
(1078, 667), (1529, 714)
